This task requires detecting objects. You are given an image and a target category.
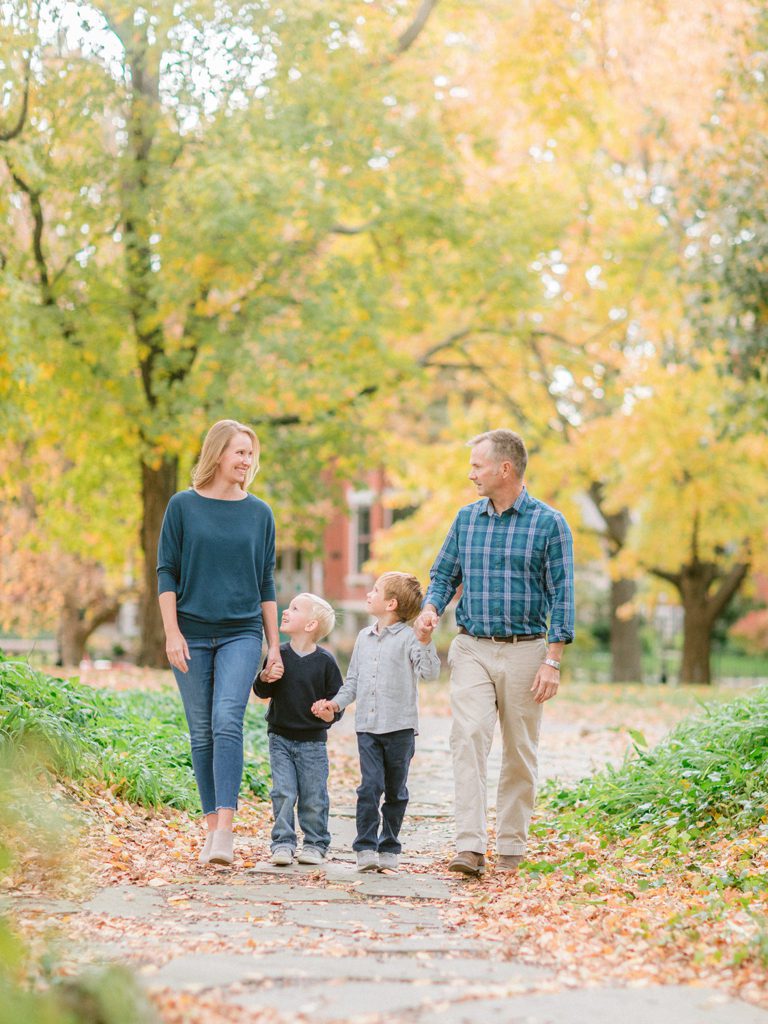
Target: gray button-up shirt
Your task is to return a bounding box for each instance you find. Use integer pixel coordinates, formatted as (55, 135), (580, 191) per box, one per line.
(334, 621), (441, 735)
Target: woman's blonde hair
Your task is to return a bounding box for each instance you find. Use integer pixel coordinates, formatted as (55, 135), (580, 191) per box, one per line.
(192, 420), (260, 491)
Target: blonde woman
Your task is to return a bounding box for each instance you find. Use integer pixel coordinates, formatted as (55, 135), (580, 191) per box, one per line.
(157, 419), (282, 866)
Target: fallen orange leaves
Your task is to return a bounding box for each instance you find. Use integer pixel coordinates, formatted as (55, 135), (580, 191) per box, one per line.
(444, 825), (768, 1009)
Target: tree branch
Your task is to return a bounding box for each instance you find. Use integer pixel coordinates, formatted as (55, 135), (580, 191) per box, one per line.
(0, 53), (31, 142)
(395, 0), (440, 55)
(331, 220), (378, 235)
(649, 567), (682, 588)
(9, 167), (51, 299)
(708, 561), (750, 622)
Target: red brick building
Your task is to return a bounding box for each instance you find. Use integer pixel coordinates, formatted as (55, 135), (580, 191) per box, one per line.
(274, 469), (401, 647)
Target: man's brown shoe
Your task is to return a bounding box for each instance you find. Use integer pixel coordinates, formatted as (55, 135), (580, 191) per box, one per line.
(496, 854), (524, 872)
(448, 851), (485, 877)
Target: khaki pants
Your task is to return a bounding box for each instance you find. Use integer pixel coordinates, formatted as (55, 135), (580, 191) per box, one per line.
(447, 633), (546, 855)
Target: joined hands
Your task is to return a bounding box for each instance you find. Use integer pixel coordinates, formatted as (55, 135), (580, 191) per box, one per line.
(311, 699), (336, 722)
(413, 608), (439, 644)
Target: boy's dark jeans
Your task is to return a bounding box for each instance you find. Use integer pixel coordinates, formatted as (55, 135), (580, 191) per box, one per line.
(353, 729), (416, 854)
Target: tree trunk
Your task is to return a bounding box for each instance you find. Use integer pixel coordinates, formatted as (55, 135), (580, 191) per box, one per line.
(674, 558), (749, 685)
(680, 600), (714, 685)
(137, 455), (178, 666)
(610, 577), (643, 682)
(591, 495), (643, 684)
(57, 583), (121, 667)
(58, 604), (90, 667)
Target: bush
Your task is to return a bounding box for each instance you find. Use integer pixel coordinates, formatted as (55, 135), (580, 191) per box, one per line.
(545, 685), (768, 845)
(0, 658), (270, 811)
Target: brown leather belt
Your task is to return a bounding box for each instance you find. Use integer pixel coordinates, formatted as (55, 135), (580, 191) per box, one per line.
(458, 626), (546, 644)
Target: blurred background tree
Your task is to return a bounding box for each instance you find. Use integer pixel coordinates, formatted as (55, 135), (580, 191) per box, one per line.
(2, 0), (766, 681)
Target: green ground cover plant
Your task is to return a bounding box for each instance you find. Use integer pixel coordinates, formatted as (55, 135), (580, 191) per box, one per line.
(0, 657), (270, 810)
(545, 685), (768, 849)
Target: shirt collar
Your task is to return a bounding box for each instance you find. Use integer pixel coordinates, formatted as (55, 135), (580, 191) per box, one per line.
(366, 620), (409, 636)
(480, 487), (529, 518)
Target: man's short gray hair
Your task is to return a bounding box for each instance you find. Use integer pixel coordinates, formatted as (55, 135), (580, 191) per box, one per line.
(468, 429), (528, 478)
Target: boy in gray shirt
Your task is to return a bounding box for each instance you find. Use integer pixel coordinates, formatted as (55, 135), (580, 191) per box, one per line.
(312, 572), (440, 872)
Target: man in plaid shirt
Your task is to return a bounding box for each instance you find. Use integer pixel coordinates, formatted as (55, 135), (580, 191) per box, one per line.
(416, 429), (574, 878)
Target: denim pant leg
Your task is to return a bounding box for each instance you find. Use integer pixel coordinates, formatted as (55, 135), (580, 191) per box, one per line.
(210, 634), (263, 810)
(354, 733), (385, 852)
(379, 729), (416, 854)
(172, 641), (217, 816)
(269, 734), (298, 851)
(295, 741), (331, 851)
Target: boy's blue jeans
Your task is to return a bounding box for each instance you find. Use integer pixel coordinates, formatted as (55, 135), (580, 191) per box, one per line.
(354, 729), (416, 855)
(171, 634), (262, 816)
(268, 734), (331, 852)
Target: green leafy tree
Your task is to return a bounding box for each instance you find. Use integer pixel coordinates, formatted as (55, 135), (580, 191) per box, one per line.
(0, 0), (492, 664)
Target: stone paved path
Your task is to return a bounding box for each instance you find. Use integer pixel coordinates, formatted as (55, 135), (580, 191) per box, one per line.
(20, 710), (768, 1024)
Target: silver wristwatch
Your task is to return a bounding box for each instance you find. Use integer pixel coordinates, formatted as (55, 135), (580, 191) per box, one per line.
(544, 658), (561, 670)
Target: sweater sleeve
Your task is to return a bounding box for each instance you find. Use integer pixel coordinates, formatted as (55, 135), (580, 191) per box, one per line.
(259, 507), (277, 603)
(156, 498), (182, 596)
(325, 655), (344, 723)
(325, 656), (343, 699)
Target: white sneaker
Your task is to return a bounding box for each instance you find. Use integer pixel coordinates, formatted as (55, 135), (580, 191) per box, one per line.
(378, 852), (399, 871)
(356, 850), (379, 872)
(297, 846), (326, 865)
(271, 845), (294, 866)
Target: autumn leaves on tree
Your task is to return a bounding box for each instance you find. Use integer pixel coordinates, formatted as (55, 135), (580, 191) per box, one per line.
(1, 0), (766, 680)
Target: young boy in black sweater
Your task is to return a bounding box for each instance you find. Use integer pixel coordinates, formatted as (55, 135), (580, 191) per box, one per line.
(253, 592), (342, 866)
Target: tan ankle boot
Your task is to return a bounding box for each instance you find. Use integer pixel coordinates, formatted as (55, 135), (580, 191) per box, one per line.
(209, 829), (234, 866)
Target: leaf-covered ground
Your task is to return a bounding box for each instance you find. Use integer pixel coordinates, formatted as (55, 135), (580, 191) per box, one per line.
(5, 670), (767, 1022)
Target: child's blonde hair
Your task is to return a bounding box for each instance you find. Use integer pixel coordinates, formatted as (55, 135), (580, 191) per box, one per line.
(297, 592), (336, 640)
(377, 572), (424, 623)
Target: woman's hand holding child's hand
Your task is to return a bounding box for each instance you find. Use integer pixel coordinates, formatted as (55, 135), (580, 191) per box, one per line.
(260, 662), (284, 683)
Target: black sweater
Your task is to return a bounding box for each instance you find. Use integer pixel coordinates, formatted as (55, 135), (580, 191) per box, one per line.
(253, 642), (343, 742)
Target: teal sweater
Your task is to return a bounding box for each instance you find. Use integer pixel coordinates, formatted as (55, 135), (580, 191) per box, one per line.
(157, 489), (276, 638)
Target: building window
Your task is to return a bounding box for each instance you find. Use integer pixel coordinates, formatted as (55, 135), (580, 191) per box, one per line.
(354, 506), (372, 574)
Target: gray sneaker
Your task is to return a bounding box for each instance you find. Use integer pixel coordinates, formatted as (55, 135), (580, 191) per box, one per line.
(297, 846), (325, 865)
(271, 845), (294, 866)
(356, 850), (379, 872)
(378, 852), (399, 872)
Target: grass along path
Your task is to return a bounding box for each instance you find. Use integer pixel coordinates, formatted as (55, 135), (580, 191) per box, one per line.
(3, 663), (767, 1021)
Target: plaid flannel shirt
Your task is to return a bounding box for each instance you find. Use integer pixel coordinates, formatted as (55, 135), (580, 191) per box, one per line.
(424, 488), (575, 644)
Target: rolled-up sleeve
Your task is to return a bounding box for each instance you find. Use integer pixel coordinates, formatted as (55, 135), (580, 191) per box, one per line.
(156, 500), (182, 596)
(424, 516), (462, 614)
(545, 513), (575, 644)
(409, 637), (441, 681)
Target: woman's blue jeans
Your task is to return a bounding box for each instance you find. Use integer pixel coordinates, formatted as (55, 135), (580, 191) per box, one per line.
(268, 734), (331, 852)
(172, 634), (262, 816)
